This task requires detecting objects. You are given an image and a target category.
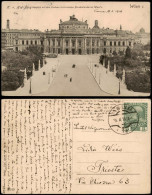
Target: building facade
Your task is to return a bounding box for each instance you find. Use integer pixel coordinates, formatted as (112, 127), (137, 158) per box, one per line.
(2, 15), (141, 55)
(43, 15), (135, 55)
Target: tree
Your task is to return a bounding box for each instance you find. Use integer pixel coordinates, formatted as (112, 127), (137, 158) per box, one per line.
(118, 50), (124, 56)
(112, 51), (117, 56)
(125, 46), (131, 58)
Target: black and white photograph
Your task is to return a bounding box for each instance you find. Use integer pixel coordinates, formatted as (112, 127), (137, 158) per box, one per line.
(1, 1), (150, 96)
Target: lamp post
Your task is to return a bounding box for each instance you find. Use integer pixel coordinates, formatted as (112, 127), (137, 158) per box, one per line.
(118, 77), (121, 95)
(122, 68), (126, 84)
(29, 77), (32, 94)
(23, 68), (27, 86)
(114, 64), (116, 76)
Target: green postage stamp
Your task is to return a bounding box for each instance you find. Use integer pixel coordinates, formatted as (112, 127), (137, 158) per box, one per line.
(108, 103), (148, 135)
(124, 103), (148, 131)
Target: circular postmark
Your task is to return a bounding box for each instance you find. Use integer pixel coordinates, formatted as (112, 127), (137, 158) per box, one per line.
(108, 104), (139, 135)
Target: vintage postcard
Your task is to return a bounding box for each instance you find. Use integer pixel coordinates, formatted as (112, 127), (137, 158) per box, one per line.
(1, 1), (150, 96)
(1, 99), (151, 194)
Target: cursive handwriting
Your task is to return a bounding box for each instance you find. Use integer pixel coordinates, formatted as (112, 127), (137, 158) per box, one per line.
(102, 144), (122, 152)
(74, 123), (111, 132)
(77, 144), (96, 152)
(87, 160), (124, 174)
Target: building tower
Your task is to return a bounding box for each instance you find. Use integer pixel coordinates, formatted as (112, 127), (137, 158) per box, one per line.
(120, 25), (122, 30)
(7, 19), (10, 29)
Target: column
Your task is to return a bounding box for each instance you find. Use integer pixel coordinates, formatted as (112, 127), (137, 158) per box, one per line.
(43, 37), (47, 53)
(69, 38), (72, 54)
(55, 38), (57, 53)
(38, 60), (41, 70)
(122, 69), (126, 83)
(113, 64), (116, 76)
(75, 38), (78, 54)
(50, 39), (52, 53)
(84, 38), (86, 54)
(62, 38), (64, 54)
(24, 68), (27, 85)
(107, 60), (110, 72)
(32, 63), (35, 76)
(90, 37), (92, 54)
(99, 38), (101, 54)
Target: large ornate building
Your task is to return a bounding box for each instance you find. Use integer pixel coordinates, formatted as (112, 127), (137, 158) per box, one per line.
(2, 15), (149, 55)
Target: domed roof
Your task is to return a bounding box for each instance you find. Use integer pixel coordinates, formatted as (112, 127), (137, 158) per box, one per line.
(60, 15), (87, 25)
(139, 28), (145, 33)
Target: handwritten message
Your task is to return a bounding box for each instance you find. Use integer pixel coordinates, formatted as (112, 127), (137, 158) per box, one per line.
(1, 99), (150, 194)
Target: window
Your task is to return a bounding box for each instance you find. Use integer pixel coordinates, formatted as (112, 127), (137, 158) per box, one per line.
(26, 40), (28, 45)
(87, 49), (89, 54)
(123, 41), (125, 46)
(41, 41), (43, 45)
(110, 49), (112, 53)
(129, 42), (131, 46)
(31, 40), (33, 45)
(87, 41), (90, 46)
(110, 41), (112, 46)
(66, 41), (68, 47)
(48, 41), (50, 45)
(58, 40), (60, 47)
(22, 40), (24, 45)
(118, 41), (120, 46)
(53, 48), (55, 53)
(104, 41), (106, 46)
(35, 40), (37, 45)
(97, 41), (99, 47)
(92, 41), (95, 47)
(72, 41), (75, 47)
(97, 48), (99, 54)
(53, 40), (55, 46)
(114, 41), (116, 46)
(79, 41), (81, 47)
(92, 48), (94, 54)
(16, 40), (18, 45)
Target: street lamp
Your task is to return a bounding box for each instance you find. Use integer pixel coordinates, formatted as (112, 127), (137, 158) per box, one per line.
(118, 77), (121, 95)
(29, 77), (32, 94)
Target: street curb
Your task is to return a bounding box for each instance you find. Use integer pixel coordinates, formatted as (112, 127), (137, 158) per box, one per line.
(88, 65), (114, 96)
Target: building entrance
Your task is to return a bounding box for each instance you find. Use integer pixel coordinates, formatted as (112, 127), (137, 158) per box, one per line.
(78, 49), (82, 55)
(72, 49), (75, 54)
(66, 49), (69, 55)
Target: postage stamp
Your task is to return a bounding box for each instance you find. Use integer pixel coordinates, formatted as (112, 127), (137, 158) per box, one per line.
(108, 103), (148, 135)
(124, 103), (148, 132)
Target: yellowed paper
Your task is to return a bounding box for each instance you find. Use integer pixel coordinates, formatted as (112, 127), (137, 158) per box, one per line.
(1, 99), (151, 194)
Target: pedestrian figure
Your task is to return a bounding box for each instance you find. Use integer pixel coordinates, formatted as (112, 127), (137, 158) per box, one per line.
(64, 74), (68, 77)
(70, 77), (72, 82)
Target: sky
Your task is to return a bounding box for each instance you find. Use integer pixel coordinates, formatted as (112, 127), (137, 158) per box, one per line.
(2, 1), (150, 33)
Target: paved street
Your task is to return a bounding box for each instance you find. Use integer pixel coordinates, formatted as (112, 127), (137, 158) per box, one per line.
(36, 55), (109, 96)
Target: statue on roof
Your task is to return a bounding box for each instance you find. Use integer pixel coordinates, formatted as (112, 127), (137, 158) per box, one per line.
(70, 15), (78, 21)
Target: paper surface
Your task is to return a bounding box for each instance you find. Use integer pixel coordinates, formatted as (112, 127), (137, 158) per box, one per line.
(1, 99), (151, 194)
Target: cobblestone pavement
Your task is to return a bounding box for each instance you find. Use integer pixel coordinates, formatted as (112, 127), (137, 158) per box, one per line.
(36, 55), (110, 96)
